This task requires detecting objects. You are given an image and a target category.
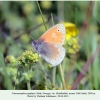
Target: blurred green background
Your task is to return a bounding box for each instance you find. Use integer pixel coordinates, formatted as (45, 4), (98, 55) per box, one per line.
(0, 1), (100, 90)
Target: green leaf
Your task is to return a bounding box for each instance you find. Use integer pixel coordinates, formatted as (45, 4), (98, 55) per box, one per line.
(0, 52), (13, 89)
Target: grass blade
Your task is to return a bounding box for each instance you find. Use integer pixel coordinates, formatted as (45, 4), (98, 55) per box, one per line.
(0, 52), (13, 89)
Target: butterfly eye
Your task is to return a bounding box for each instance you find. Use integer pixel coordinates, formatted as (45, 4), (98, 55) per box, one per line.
(39, 42), (42, 44)
(36, 47), (38, 50)
(57, 29), (60, 32)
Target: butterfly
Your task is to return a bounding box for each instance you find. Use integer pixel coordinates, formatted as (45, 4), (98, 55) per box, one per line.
(32, 24), (66, 67)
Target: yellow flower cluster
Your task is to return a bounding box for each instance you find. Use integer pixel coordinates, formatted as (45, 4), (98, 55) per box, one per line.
(17, 50), (39, 66)
(5, 55), (16, 63)
(62, 22), (80, 54)
(63, 22), (78, 39)
(67, 38), (80, 54)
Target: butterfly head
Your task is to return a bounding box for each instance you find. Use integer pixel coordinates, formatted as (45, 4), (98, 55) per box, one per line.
(31, 39), (42, 53)
(31, 40), (37, 52)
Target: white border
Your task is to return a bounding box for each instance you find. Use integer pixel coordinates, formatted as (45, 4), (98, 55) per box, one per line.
(0, 90), (100, 100)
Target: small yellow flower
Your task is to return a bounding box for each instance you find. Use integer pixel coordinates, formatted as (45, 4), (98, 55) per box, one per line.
(66, 38), (80, 54)
(62, 22), (80, 54)
(17, 50), (39, 66)
(5, 55), (16, 63)
(62, 22), (78, 40)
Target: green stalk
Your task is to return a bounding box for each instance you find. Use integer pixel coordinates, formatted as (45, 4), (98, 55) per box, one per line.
(37, 1), (47, 31)
(14, 68), (19, 90)
(0, 52), (13, 89)
(27, 66), (31, 90)
(52, 67), (56, 89)
(58, 64), (66, 90)
(39, 60), (51, 88)
(51, 13), (56, 90)
(14, 84), (16, 90)
(75, 7), (77, 26)
(27, 80), (31, 90)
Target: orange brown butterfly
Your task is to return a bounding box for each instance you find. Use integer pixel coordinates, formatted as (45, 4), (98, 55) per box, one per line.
(32, 24), (66, 66)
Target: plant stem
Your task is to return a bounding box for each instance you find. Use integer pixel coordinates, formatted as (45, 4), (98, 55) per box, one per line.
(57, 1), (64, 21)
(52, 67), (56, 89)
(14, 69), (18, 90)
(75, 7), (77, 26)
(37, 1), (47, 31)
(71, 44), (100, 90)
(27, 80), (31, 90)
(50, 13), (56, 89)
(58, 64), (66, 90)
(0, 52), (13, 89)
(79, 1), (95, 45)
(38, 60), (51, 88)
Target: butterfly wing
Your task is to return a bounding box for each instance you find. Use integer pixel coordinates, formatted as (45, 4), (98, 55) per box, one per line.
(37, 41), (65, 66)
(39, 24), (66, 45)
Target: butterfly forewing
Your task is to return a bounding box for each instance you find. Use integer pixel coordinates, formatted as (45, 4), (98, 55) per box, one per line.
(39, 24), (66, 45)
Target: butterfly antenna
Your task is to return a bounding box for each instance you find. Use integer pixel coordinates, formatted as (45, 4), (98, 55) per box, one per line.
(51, 13), (54, 26)
(53, 15), (62, 23)
(28, 34), (35, 42)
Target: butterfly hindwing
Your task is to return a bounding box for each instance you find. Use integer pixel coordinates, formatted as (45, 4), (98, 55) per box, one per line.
(37, 41), (65, 66)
